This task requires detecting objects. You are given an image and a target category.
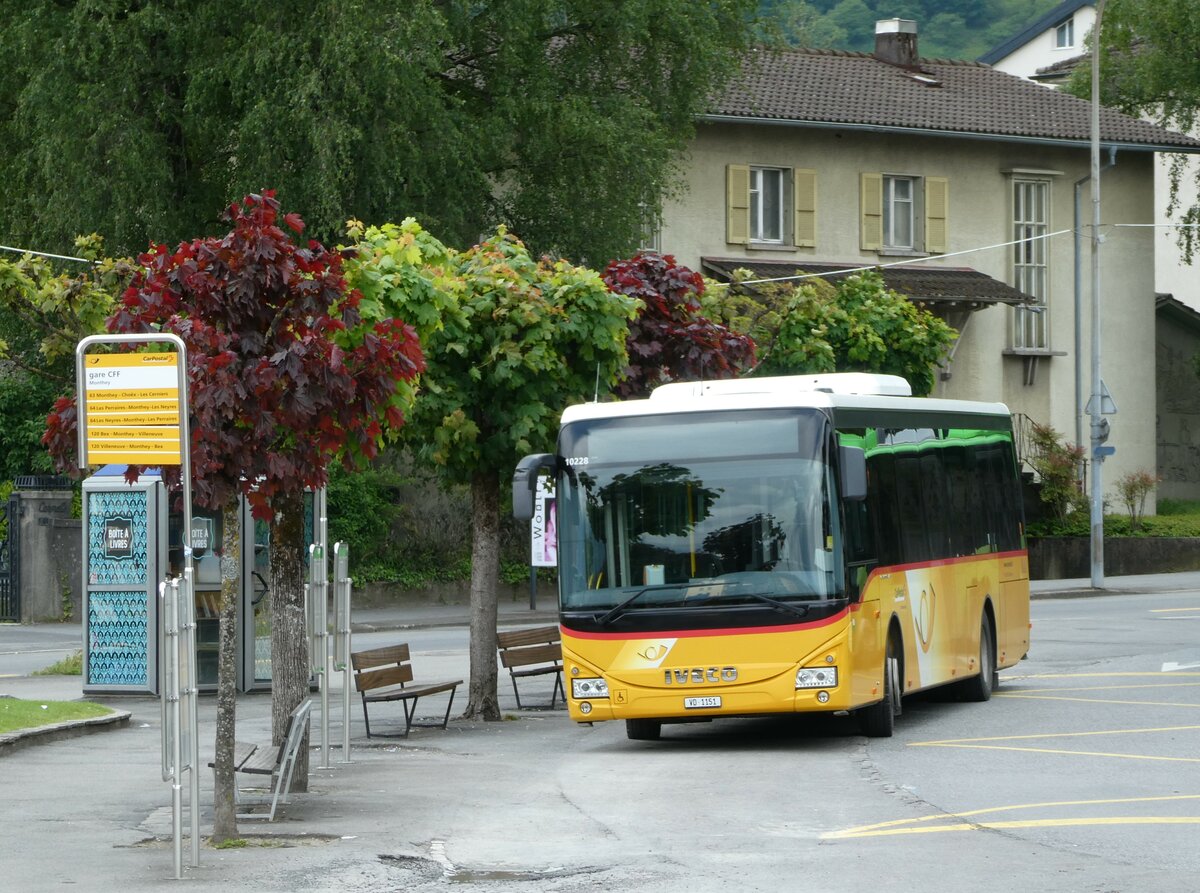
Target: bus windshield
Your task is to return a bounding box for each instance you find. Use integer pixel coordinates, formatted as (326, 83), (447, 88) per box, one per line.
(556, 409), (844, 617)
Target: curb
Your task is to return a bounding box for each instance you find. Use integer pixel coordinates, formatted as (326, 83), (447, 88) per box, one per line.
(0, 707), (132, 756)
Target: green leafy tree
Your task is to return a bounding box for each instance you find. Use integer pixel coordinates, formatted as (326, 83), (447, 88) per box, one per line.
(1028, 423), (1086, 522)
(706, 270), (956, 396)
(1, 1), (759, 266)
(348, 225), (637, 719)
(44, 192), (425, 841)
(0, 237), (133, 479)
(1115, 469), (1159, 532)
(1066, 0), (1200, 260)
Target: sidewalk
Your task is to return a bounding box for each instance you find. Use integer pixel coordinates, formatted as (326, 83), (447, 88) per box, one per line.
(350, 591), (557, 632)
(1030, 569), (1200, 598)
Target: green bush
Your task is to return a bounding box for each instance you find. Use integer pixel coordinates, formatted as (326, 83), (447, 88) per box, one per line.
(326, 450), (541, 587)
(1157, 498), (1200, 516)
(1028, 510), (1200, 539)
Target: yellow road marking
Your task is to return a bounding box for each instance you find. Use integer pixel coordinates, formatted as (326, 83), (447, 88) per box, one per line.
(913, 724), (1200, 745)
(1005, 682), (1200, 694)
(828, 794), (1200, 834)
(1005, 672), (1200, 679)
(826, 816), (1200, 838)
(996, 693), (1200, 708)
(825, 794), (1200, 838)
(911, 743), (1200, 762)
(910, 724), (1200, 763)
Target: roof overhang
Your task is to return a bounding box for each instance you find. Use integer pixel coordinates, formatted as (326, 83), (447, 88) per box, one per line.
(697, 114), (1200, 155)
(701, 258), (1035, 312)
(1156, 293), (1200, 336)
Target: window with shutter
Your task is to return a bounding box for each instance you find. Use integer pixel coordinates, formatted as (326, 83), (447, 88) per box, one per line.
(793, 169), (816, 248)
(861, 173), (883, 251)
(726, 164), (750, 245)
(925, 177), (948, 254)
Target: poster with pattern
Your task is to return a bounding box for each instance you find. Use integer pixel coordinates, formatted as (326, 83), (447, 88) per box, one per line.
(87, 589), (149, 687)
(87, 490), (150, 585)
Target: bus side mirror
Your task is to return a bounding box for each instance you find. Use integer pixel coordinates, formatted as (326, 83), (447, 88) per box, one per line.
(839, 445), (867, 502)
(512, 453), (556, 520)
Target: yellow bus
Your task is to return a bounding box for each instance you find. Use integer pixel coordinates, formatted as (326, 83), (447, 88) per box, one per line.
(513, 373), (1030, 740)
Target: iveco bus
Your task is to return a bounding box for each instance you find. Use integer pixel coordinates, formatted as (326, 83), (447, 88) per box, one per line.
(512, 373), (1030, 740)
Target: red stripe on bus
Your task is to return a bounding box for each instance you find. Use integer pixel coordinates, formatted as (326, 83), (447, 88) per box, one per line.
(563, 607), (851, 641)
(861, 549), (1028, 586)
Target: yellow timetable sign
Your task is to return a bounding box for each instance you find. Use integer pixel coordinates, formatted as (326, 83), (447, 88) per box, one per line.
(82, 352), (183, 466)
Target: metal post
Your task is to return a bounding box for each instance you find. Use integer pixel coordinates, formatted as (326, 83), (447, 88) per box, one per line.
(1089, 0), (1108, 589)
(160, 579), (183, 880)
(310, 540), (331, 770)
(181, 567), (199, 868)
(334, 541), (352, 763)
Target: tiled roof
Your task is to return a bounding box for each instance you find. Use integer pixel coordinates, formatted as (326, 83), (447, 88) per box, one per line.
(708, 48), (1200, 151)
(701, 258), (1034, 310)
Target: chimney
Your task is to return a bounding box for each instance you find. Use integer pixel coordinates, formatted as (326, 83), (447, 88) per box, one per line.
(874, 18), (919, 68)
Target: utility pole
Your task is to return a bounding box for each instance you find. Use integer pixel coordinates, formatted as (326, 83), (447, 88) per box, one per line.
(1089, 0), (1108, 589)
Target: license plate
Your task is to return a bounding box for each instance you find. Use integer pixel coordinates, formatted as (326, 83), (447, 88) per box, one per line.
(684, 696), (722, 709)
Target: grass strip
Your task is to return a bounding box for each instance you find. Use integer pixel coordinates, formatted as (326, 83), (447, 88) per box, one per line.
(0, 698), (115, 735)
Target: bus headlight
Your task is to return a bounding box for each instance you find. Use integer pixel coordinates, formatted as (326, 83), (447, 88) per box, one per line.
(796, 667), (838, 689)
(572, 678), (610, 699)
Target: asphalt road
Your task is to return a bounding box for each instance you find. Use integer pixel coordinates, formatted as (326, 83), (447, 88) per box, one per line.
(0, 622), (81, 677)
(1, 586), (1197, 892)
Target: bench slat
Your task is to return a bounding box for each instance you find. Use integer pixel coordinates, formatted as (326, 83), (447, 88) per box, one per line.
(497, 626), (560, 649)
(351, 644), (411, 671)
(363, 679), (462, 703)
(240, 745), (282, 775)
(499, 642), (562, 669)
(355, 663), (415, 692)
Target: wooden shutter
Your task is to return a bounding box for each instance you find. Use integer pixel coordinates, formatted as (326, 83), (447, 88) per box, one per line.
(925, 176), (949, 254)
(726, 164), (750, 245)
(860, 172), (882, 251)
(793, 168), (816, 248)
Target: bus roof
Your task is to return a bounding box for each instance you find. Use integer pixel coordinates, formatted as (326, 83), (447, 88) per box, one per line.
(561, 374), (1011, 424)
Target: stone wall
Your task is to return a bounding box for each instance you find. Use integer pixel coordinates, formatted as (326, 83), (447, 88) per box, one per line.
(1156, 301), (1200, 502)
(1029, 536), (1200, 580)
(14, 490), (78, 622)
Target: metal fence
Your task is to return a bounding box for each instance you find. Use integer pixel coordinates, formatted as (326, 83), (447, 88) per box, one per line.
(0, 493), (19, 622)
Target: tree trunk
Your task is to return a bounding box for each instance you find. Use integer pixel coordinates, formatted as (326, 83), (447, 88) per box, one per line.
(270, 491), (311, 792)
(211, 500), (241, 843)
(464, 470), (501, 720)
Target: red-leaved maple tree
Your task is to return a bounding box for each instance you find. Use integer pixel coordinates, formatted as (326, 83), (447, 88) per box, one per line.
(43, 191), (424, 841)
(602, 251), (756, 397)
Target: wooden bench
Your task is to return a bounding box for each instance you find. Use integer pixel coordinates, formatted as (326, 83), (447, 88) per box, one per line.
(496, 625), (564, 709)
(209, 699), (311, 822)
(350, 644), (462, 738)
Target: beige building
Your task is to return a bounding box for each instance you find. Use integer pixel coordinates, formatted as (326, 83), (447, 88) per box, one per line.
(656, 20), (1200, 499)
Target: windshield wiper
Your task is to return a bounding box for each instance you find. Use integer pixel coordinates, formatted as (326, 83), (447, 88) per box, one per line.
(598, 583), (694, 626)
(739, 590), (812, 619)
(597, 581), (812, 626)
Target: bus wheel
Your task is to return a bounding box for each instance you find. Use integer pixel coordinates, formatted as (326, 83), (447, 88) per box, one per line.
(859, 636), (900, 738)
(961, 614), (995, 702)
(626, 719), (662, 741)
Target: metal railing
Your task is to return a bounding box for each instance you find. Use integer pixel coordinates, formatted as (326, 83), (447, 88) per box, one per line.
(0, 494), (18, 622)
